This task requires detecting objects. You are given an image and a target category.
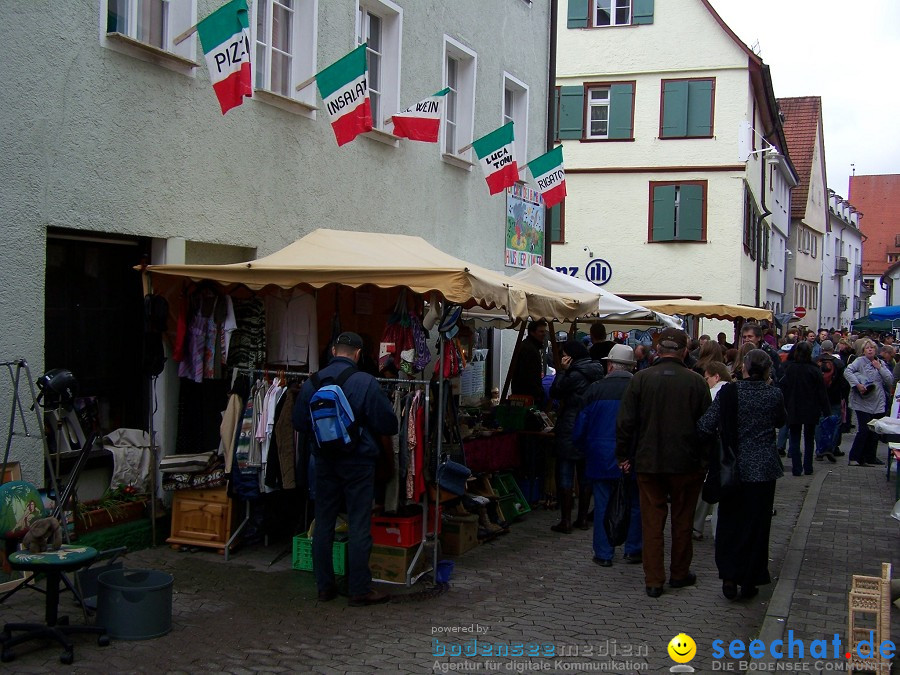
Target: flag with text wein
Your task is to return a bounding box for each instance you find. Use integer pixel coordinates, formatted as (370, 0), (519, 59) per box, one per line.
(528, 146), (567, 208)
(197, 0), (252, 115)
(391, 88), (449, 142)
(472, 123), (519, 195)
(317, 44), (372, 146)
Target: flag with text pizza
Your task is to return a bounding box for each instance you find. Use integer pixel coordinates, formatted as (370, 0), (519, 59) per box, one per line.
(390, 88), (449, 142)
(316, 44), (373, 146)
(528, 146), (567, 208)
(197, 0), (253, 115)
(472, 123), (519, 195)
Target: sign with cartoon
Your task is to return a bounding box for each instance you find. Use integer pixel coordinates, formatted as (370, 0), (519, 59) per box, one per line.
(505, 184), (544, 268)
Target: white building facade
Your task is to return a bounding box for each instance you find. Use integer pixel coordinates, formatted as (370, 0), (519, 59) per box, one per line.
(551, 0), (794, 331)
(0, 0), (552, 479)
(820, 191), (864, 330)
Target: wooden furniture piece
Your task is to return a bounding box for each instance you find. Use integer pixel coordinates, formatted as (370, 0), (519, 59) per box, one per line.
(847, 562), (892, 675)
(166, 486), (233, 555)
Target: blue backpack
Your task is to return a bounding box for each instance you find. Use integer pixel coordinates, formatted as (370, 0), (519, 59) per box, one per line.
(309, 367), (359, 456)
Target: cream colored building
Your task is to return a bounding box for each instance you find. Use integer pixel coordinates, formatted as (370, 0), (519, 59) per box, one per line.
(551, 0), (795, 336)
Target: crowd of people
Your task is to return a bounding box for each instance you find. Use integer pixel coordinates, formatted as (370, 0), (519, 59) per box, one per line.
(512, 319), (898, 601)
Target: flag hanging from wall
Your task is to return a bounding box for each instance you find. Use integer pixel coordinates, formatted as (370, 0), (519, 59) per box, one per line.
(316, 44), (373, 146)
(390, 88), (450, 142)
(197, 0), (253, 115)
(471, 122), (519, 195)
(528, 146), (567, 208)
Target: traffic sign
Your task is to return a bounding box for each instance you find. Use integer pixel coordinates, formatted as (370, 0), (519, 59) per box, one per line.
(585, 258), (612, 286)
(794, 306), (807, 319)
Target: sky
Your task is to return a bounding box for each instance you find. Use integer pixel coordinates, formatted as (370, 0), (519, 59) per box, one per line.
(708, 0), (900, 198)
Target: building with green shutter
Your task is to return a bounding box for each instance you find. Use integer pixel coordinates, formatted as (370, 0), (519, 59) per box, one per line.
(550, 0), (798, 334)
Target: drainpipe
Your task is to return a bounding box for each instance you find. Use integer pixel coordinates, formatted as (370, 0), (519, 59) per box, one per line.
(755, 151), (772, 307)
(543, 0), (558, 269)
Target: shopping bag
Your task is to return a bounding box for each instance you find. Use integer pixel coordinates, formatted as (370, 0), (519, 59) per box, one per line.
(815, 414), (841, 453)
(603, 476), (631, 547)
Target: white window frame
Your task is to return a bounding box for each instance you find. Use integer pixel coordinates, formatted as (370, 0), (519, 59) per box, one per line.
(502, 72), (529, 167)
(442, 36), (477, 168)
(252, 0), (318, 115)
(586, 86), (611, 139)
(100, 0), (198, 74)
(593, 0), (632, 27)
(355, 0), (402, 137)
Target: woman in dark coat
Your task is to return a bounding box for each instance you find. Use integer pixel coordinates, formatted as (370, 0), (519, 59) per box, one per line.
(697, 349), (787, 600)
(549, 340), (605, 533)
(778, 341), (830, 476)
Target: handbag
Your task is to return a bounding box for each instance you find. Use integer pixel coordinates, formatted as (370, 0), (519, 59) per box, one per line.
(701, 383), (740, 504)
(603, 475), (631, 547)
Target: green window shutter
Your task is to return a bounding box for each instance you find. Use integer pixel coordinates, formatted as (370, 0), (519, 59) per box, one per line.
(558, 86), (584, 140)
(686, 79), (714, 137)
(608, 83), (634, 139)
(549, 205), (562, 242)
(652, 185), (676, 242)
(676, 184), (704, 241)
(661, 81), (688, 138)
(632, 0), (654, 24)
(567, 0), (589, 28)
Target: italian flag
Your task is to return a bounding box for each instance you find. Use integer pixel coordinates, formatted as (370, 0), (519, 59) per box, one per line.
(391, 88), (449, 142)
(197, 0), (253, 115)
(472, 122), (519, 195)
(528, 146), (567, 208)
(316, 44), (373, 146)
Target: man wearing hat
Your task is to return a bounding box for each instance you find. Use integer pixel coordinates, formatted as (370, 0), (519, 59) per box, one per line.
(511, 320), (548, 406)
(293, 332), (399, 606)
(814, 340), (846, 461)
(616, 328), (711, 598)
(573, 344), (642, 567)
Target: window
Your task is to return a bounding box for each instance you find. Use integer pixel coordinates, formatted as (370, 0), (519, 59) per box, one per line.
(503, 73), (529, 164)
(104, 0), (196, 63)
(594, 0), (631, 26)
(649, 181), (707, 243)
(549, 203), (566, 244)
(888, 253), (900, 264)
(253, 0), (317, 108)
(660, 78), (715, 138)
(555, 82), (635, 140)
(566, 0), (654, 27)
(443, 37), (477, 162)
(743, 186), (759, 259)
(356, 0), (402, 132)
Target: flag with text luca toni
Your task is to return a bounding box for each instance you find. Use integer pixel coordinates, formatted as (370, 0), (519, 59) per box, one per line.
(528, 146), (567, 208)
(316, 44), (373, 146)
(471, 122), (519, 195)
(197, 0), (253, 115)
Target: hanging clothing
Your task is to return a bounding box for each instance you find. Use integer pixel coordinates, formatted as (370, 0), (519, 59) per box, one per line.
(265, 291), (318, 368)
(274, 388), (298, 490)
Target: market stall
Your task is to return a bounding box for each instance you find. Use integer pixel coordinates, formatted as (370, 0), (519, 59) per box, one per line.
(143, 229), (588, 582)
(638, 298), (772, 343)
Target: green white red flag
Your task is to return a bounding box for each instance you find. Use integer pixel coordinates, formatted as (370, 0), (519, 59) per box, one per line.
(197, 0), (252, 115)
(528, 146), (567, 208)
(471, 122), (519, 195)
(316, 44), (372, 146)
(391, 88), (449, 142)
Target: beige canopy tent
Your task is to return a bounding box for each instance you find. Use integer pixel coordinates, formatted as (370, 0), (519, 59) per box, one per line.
(144, 229), (593, 323)
(638, 298), (773, 322)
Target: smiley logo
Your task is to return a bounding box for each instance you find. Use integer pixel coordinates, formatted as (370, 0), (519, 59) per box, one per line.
(667, 633), (697, 664)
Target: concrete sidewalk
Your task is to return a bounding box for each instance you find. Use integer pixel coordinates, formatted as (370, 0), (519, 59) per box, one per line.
(0, 434), (897, 673)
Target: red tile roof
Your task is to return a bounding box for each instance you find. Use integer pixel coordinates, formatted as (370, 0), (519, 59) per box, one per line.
(849, 174), (900, 276)
(777, 96), (822, 220)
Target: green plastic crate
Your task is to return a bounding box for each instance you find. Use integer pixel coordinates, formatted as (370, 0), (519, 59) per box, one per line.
(292, 534), (347, 575)
(494, 405), (528, 431)
(491, 473), (532, 515)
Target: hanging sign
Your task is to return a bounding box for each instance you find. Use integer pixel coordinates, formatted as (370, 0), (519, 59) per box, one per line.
(585, 258), (612, 286)
(505, 184), (544, 268)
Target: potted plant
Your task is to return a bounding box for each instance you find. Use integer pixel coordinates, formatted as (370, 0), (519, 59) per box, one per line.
(75, 483), (149, 533)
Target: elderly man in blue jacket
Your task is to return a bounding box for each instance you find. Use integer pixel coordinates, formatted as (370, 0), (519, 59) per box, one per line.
(573, 344), (642, 568)
(293, 332), (398, 607)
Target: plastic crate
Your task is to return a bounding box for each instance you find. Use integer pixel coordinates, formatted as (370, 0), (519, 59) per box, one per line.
(497, 494), (520, 523)
(494, 405), (528, 431)
(292, 534), (347, 575)
(491, 473), (532, 515)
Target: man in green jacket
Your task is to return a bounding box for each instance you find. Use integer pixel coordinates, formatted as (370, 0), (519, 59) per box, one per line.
(616, 328), (711, 599)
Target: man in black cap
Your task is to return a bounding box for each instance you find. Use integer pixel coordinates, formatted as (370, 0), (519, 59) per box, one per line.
(616, 328), (711, 598)
(293, 332), (398, 606)
(511, 319), (548, 406)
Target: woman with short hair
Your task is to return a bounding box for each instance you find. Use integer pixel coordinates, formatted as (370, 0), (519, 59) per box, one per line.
(843, 338), (893, 466)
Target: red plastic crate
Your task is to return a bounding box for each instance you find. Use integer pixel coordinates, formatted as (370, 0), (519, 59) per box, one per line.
(370, 508), (441, 547)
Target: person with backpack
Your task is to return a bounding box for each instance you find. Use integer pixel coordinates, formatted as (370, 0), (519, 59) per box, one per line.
(293, 332), (398, 607)
(814, 340), (847, 462)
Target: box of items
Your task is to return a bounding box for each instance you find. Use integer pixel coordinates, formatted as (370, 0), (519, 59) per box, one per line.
(369, 543), (429, 583)
(440, 515), (479, 556)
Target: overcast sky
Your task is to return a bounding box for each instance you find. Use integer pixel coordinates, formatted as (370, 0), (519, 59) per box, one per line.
(708, 0), (900, 198)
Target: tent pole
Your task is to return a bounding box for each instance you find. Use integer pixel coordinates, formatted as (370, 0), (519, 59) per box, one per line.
(434, 333), (445, 579)
(500, 323), (527, 401)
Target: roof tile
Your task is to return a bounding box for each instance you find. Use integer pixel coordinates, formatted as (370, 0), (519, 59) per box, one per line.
(777, 96), (821, 220)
